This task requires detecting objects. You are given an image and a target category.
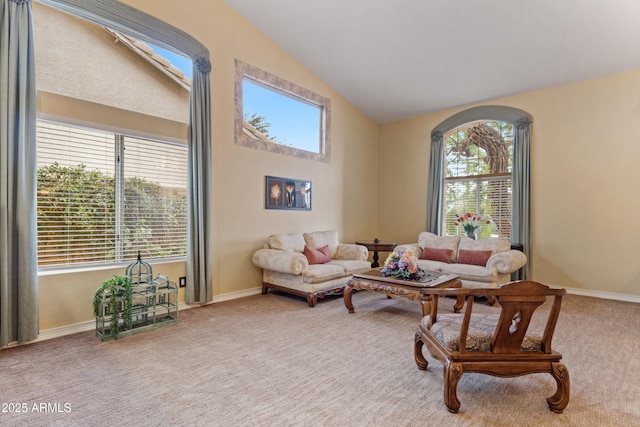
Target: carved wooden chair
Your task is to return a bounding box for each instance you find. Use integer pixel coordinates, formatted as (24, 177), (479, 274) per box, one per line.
(414, 281), (569, 413)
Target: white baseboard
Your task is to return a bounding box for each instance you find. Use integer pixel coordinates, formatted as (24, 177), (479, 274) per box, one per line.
(10, 285), (639, 347)
(211, 286), (263, 303)
(565, 287), (640, 303)
(26, 287), (262, 346)
(36, 320), (96, 342)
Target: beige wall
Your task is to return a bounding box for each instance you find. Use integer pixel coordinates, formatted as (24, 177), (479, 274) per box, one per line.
(36, 0), (379, 330)
(379, 69), (640, 297)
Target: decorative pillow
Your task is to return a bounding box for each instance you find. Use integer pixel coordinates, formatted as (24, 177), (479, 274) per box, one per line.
(303, 231), (339, 257)
(268, 233), (306, 252)
(304, 245), (331, 264)
(417, 232), (461, 262)
(456, 249), (493, 266)
(420, 247), (453, 263)
(458, 235), (510, 253)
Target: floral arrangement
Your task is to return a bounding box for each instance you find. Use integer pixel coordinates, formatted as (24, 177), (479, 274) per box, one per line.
(455, 212), (491, 238)
(381, 250), (425, 280)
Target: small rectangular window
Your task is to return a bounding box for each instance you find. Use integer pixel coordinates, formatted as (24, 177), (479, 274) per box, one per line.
(235, 59), (330, 162)
(36, 120), (188, 268)
(243, 79), (322, 153)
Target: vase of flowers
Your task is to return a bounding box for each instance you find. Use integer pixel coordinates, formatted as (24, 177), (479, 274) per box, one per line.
(455, 212), (491, 240)
(381, 250), (425, 280)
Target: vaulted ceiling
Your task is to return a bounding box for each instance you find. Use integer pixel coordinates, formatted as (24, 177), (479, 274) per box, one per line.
(225, 0), (640, 123)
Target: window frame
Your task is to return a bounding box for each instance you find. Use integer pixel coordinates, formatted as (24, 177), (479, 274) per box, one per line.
(442, 120), (514, 240)
(234, 59), (331, 162)
(36, 119), (188, 271)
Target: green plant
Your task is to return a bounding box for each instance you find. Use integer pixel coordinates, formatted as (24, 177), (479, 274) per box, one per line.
(93, 276), (132, 339)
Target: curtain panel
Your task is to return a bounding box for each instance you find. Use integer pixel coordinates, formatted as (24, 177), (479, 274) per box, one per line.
(428, 105), (532, 279)
(1, 0), (39, 347)
(38, 0), (214, 303)
(426, 131), (444, 234)
(513, 118), (532, 279)
(186, 66), (213, 303)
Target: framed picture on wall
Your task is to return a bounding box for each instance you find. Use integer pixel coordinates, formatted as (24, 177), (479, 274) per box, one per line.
(265, 176), (312, 210)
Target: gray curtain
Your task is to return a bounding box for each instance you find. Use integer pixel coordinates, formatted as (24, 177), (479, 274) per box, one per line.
(513, 118), (532, 279)
(38, 0), (213, 302)
(426, 131), (444, 234)
(186, 59), (213, 303)
(1, 0), (39, 347)
(428, 105), (532, 279)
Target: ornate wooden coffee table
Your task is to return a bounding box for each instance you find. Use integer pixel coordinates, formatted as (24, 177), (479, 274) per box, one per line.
(344, 268), (464, 316)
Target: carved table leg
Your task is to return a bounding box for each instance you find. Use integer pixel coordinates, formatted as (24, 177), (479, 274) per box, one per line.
(420, 298), (432, 317)
(453, 295), (464, 313)
(372, 250), (380, 267)
(344, 284), (355, 313)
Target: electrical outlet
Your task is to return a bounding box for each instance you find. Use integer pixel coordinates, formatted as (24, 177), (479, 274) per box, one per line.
(179, 276), (186, 287)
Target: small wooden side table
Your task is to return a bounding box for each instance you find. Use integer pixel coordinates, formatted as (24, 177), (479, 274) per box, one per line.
(355, 238), (396, 267)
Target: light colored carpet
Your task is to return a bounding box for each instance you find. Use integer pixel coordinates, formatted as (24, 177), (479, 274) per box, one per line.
(1, 290), (639, 426)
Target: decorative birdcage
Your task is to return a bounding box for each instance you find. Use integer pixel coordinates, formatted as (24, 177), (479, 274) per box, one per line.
(95, 253), (178, 341)
(126, 251), (153, 286)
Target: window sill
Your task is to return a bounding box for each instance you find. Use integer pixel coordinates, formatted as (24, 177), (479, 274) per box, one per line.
(37, 257), (186, 276)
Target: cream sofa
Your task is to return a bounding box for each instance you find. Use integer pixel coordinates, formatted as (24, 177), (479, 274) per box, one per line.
(252, 230), (370, 307)
(395, 232), (526, 289)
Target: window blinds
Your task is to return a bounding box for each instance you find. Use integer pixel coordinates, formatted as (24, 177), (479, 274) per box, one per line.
(443, 176), (512, 240)
(36, 120), (187, 267)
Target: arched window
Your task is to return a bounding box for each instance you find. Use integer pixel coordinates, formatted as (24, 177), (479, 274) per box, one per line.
(428, 106), (532, 279)
(37, 0), (214, 303)
(443, 120), (513, 240)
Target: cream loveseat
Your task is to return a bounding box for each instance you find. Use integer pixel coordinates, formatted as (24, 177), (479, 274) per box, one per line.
(395, 232), (526, 290)
(252, 230), (370, 307)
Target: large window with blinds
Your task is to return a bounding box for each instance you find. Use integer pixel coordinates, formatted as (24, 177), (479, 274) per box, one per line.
(443, 121), (513, 240)
(37, 120), (188, 268)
